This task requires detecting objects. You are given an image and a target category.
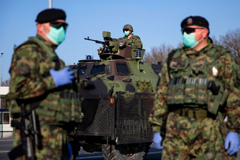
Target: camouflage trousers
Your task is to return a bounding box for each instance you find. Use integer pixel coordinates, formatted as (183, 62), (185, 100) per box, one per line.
(161, 112), (237, 160)
(13, 120), (68, 160)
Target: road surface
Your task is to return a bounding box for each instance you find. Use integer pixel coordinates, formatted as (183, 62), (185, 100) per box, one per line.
(1, 138), (240, 160)
(0, 138), (162, 160)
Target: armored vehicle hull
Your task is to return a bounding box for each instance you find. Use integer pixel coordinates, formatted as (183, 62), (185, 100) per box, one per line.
(69, 32), (162, 159)
(68, 57), (162, 160)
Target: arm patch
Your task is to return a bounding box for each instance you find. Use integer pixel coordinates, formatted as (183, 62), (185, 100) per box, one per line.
(19, 64), (31, 75)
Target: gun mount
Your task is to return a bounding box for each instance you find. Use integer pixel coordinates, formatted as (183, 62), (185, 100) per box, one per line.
(84, 31), (145, 61)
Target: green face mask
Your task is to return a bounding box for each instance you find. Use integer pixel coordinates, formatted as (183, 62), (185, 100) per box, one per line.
(182, 32), (198, 48)
(182, 31), (204, 48)
(46, 26), (66, 45)
(124, 31), (130, 36)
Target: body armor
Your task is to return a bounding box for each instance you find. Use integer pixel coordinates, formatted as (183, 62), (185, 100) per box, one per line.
(167, 46), (229, 115)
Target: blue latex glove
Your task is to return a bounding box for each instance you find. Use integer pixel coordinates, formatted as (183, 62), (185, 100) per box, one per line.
(49, 67), (74, 88)
(224, 131), (239, 155)
(66, 141), (73, 160)
(153, 132), (163, 149)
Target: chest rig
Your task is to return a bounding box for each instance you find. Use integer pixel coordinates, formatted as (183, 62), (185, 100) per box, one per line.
(167, 46), (228, 115)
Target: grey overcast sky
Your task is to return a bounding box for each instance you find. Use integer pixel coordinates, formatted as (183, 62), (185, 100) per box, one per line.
(0, 0), (240, 81)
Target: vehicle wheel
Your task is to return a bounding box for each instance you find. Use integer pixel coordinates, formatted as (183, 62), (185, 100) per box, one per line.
(144, 143), (151, 157)
(102, 143), (150, 160)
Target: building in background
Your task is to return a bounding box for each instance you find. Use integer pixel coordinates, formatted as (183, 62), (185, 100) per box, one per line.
(0, 87), (12, 138)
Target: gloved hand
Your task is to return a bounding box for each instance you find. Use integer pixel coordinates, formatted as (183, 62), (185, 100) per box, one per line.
(224, 131), (239, 155)
(66, 141), (73, 160)
(153, 132), (163, 149)
(49, 67), (74, 88)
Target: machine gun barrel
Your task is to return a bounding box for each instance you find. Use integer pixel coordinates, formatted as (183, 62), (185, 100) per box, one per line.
(84, 36), (106, 45)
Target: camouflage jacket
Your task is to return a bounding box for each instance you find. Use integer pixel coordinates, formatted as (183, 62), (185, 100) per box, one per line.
(119, 34), (143, 49)
(7, 35), (82, 124)
(149, 39), (240, 133)
(8, 35), (62, 99)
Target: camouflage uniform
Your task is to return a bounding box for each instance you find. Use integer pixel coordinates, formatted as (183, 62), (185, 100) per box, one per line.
(120, 34), (143, 49)
(7, 35), (82, 160)
(119, 24), (143, 50)
(236, 63), (240, 87)
(149, 39), (240, 160)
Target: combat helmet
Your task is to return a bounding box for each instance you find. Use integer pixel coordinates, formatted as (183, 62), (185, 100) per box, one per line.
(123, 24), (133, 32)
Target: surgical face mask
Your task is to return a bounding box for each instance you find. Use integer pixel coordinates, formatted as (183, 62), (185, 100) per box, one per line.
(182, 31), (204, 48)
(124, 31), (130, 36)
(45, 26), (66, 45)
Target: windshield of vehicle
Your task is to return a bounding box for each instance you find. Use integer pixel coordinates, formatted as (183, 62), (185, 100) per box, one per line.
(78, 67), (87, 76)
(116, 63), (130, 75)
(90, 65), (105, 75)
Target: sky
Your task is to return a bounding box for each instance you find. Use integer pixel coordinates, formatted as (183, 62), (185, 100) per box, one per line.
(0, 0), (240, 82)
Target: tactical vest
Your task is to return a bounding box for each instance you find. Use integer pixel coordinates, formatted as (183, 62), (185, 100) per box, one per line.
(7, 37), (83, 123)
(167, 46), (229, 115)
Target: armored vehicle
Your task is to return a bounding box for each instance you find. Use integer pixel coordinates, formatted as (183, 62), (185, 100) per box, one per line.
(68, 31), (162, 160)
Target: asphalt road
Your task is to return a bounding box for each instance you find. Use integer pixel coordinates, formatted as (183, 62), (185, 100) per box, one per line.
(1, 138), (240, 160)
(0, 138), (13, 160)
(75, 144), (162, 160)
(0, 138), (162, 160)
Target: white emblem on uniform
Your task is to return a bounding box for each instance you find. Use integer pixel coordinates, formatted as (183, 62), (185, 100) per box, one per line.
(212, 66), (218, 76)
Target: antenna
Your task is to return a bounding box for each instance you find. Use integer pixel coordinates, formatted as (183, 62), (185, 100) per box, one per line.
(49, 0), (52, 8)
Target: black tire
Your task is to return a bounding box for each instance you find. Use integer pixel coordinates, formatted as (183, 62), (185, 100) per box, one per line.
(143, 143), (151, 158)
(102, 143), (150, 160)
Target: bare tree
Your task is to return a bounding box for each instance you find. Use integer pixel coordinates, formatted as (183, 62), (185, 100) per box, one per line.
(211, 36), (220, 45)
(1, 79), (10, 86)
(212, 28), (240, 64)
(143, 44), (174, 64)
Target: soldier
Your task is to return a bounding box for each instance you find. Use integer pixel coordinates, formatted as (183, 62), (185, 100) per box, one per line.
(149, 16), (240, 159)
(97, 24), (143, 55)
(7, 8), (82, 159)
(119, 24), (143, 50)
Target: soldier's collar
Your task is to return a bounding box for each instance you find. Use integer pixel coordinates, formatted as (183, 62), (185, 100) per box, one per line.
(198, 38), (213, 56)
(183, 38), (213, 56)
(125, 33), (134, 38)
(183, 47), (199, 56)
(36, 34), (58, 50)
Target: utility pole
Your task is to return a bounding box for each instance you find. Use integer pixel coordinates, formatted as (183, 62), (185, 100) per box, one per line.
(0, 52), (3, 87)
(0, 52), (3, 110)
(49, 0), (52, 8)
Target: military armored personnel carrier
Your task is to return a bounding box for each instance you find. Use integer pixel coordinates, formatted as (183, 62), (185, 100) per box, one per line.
(68, 31), (162, 160)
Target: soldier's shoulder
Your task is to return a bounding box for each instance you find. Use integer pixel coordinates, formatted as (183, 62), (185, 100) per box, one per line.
(212, 44), (230, 54)
(211, 45), (237, 65)
(16, 42), (38, 50)
(168, 47), (183, 57)
(212, 44), (232, 58)
(15, 40), (41, 57)
(132, 34), (141, 39)
(170, 47), (182, 52)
